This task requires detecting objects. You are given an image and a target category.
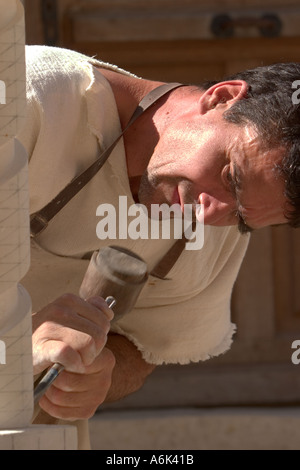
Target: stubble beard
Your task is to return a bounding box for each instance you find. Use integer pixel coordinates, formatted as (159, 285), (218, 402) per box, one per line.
(138, 169), (163, 210)
(138, 169), (197, 218)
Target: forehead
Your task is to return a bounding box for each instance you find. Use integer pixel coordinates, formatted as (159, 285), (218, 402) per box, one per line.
(230, 125), (288, 228)
(230, 124), (285, 176)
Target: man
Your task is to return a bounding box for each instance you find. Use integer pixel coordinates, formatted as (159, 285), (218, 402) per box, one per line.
(18, 46), (299, 448)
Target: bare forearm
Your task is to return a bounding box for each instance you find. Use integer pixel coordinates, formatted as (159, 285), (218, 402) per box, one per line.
(104, 332), (156, 403)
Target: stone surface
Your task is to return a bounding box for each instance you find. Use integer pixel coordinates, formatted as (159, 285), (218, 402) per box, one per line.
(0, 425), (77, 450)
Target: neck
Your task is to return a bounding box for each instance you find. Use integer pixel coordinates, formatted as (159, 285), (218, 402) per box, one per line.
(97, 66), (164, 131)
(96, 67), (189, 199)
(97, 67), (165, 197)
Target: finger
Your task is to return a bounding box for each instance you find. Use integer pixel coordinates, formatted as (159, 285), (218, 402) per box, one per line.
(44, 373), (110, 408)
(38, 393), (98, 421)
(53, 293), (114, 325)
(34, 323), (112, 373)
(38, 352), (114, 420)
(52, 348), (116, 392)
(34, 339), (86, 374)
(33, 294), (113, 349)
(36, 300), (111, 348)
(41, 306), (110, 340)
(86, 296), (115, 321)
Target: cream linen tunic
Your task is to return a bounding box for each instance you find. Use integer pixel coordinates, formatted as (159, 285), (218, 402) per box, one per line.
(18, 46), (250, 447)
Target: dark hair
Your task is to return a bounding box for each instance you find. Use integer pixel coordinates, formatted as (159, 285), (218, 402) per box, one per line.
(202, 63), (300, 228)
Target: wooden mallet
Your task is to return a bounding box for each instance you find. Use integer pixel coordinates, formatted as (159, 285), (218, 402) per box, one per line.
(34, 246), (148, 404)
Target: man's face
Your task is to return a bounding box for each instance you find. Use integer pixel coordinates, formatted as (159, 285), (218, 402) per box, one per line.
(138, 103), (288, 233)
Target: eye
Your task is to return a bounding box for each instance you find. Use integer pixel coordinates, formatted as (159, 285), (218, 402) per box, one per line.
(226, 167), (233, 184)
(222, 164), (234, 189)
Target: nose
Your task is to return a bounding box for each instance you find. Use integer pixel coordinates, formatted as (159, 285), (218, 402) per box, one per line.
(198, 192), (237, 226)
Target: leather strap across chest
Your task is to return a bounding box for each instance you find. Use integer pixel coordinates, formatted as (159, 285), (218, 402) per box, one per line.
(30, 82), (183, 237)
(30, 81), (187, 279)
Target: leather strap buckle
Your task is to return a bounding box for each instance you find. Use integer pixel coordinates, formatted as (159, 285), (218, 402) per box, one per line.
(30, 213), (49, 237)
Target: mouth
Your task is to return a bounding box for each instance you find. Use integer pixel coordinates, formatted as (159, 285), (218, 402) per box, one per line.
(172, 182), (200, 213)
(171, 186), (180, 205)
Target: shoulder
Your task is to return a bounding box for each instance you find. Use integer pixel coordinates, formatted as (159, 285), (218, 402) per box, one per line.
(25, 46), (95, 94)
(25, 45), (92, 71)
(25, 45), (136, 82)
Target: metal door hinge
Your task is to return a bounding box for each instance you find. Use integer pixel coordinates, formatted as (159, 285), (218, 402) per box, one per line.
(211, 13), (282, 39)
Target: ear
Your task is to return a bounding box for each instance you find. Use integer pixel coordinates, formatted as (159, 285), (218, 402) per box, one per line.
(198, 80), (248, 115)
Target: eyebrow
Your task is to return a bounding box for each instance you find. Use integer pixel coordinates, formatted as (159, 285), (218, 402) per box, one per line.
(231, 163), (254, 234)
(232, 162), (242, 194)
